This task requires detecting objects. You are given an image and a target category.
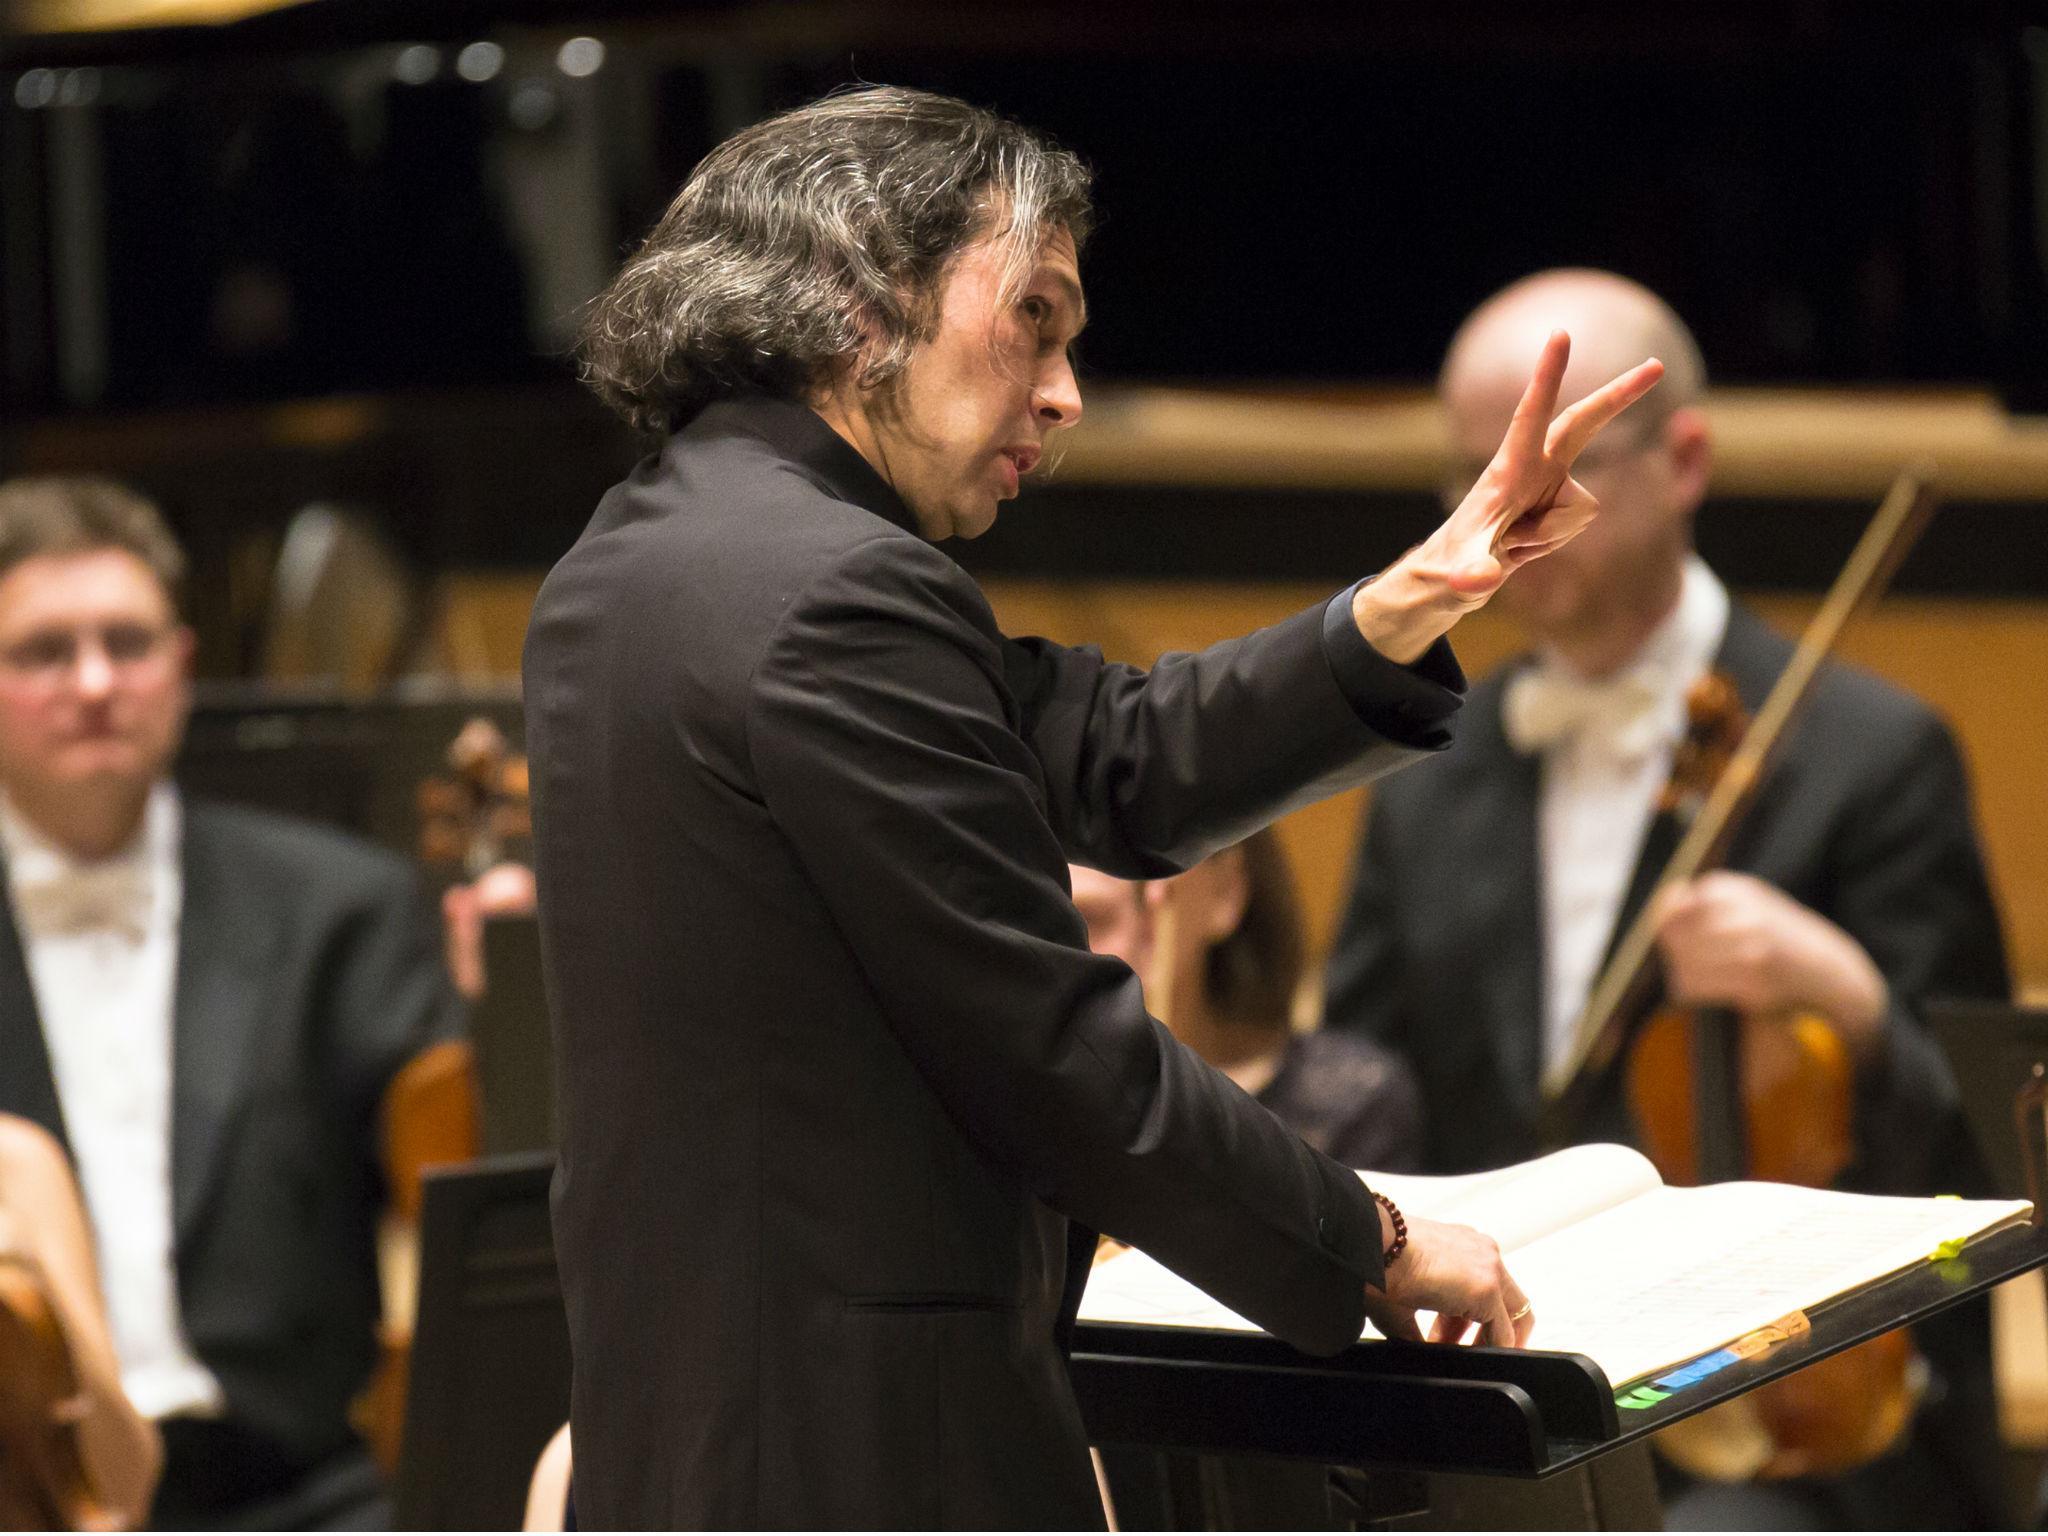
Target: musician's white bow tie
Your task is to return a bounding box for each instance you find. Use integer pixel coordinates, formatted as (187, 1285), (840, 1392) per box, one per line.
(1501, 663), (1677, 760)
(11, 857), (151, 942)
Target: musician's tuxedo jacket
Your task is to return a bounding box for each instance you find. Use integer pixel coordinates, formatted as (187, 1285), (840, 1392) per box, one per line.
(1325, 600), (2012, 1524)
(524, 394), (1464, 1530)
(0, 798), (460, 1518)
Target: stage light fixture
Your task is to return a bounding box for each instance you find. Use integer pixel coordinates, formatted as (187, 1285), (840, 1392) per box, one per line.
(13, 69), (57, 109)
(455, 41), (505, 84)
(557, 37), (605, 78)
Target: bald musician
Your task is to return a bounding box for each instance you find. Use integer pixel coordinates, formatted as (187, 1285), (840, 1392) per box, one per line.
(1324, 269), (2011, 1528)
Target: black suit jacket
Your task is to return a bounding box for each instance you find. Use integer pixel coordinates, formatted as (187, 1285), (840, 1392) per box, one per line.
(1325, 600), (2013, 1523)
(524, 395), (1465, 1529)
(0, 797), (460, 1468)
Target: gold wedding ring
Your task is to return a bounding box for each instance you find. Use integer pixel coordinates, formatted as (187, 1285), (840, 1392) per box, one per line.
(1509, 1303), (1533, 1321)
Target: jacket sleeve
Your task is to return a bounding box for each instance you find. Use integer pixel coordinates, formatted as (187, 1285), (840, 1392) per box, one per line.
(745, 536), (1426, 1354)
(1003, 582), (1463, 877)
(1830, 711), (2011, 1196)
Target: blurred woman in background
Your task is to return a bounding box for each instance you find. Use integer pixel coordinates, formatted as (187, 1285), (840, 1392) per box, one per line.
(1070, 827), (1423, 1172)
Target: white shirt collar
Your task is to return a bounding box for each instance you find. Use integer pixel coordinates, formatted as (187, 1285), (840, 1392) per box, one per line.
(1536, 555), (1728, 702)
(1514, 556), (1730, 760)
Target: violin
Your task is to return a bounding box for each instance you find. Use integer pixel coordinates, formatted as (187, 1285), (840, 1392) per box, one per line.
(1540, 467), (1938, 1481)
(1628, 673), (1857, 1193)
(1627, 674), (1915, 1481)
(0, 1254), (114, 1531)
(416, 717), (532, 881)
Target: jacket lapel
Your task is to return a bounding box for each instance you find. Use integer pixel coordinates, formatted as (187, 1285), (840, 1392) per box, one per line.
(1712, 606), (1805, 870)
(1714, 603), (1796, 717)
(0, 882), (67, 1152)
(171, 805), (283, 1246)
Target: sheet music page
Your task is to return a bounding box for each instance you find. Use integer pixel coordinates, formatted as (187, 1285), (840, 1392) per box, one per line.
(1079, 1155), (2027, 1389)
(1500, 1181), (2027, 1386)
(1080, 1143), (1660, 1331)
(1365, 1143), (1662, 1256)
(1076, 1245), (1266, 1332)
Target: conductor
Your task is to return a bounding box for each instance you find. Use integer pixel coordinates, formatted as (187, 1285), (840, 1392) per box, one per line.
(525, 86), (1662, 1529)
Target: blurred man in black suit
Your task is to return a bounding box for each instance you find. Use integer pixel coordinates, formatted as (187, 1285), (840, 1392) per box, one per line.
(526, 88), (1662, 1528)
(0, 476), (461, 1529)
(1325, 269), (2010, 1528)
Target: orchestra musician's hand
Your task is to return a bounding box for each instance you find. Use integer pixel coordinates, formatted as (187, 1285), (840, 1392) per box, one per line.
(441, 861), (538, 1000)
(1650, 871), (1888, 1059)
(1352, 331), (1664, 663)
(1363, 1211), (1534, 1348)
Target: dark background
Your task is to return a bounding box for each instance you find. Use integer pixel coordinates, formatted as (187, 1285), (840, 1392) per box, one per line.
(6, 1), (2046, 408)
(3, 0), (2047, 617)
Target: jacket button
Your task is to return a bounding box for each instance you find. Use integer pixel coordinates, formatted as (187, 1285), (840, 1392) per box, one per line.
(1316, 1215), (1332, 1243)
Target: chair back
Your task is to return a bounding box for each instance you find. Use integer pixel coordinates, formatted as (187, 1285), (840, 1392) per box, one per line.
(392, 1154), (568, 1532)
(474, 919), (555, 1155)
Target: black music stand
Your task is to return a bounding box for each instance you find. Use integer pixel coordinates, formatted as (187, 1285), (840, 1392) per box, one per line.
(1075, 1220), (2048, 1529)
(474, 917), (556, 1156)
(392, 1153), (567, 1532)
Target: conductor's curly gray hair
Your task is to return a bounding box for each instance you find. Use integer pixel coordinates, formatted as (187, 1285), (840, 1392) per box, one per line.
(578, 86), (1095, 437)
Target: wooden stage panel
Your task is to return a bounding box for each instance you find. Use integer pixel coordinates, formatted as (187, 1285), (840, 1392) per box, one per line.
(420, 571), (2048, 998)
(977, 581), (2048, 1005)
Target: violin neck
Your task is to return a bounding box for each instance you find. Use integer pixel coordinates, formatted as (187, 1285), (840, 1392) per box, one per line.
(1690, 1008), (1748, 1183)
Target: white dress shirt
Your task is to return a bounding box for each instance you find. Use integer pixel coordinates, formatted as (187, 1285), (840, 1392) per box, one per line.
(1502, 558), (1732, 1073)
(0, 782), (226, 1420)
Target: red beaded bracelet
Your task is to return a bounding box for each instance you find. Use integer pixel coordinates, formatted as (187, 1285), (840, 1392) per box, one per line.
(1374, 1191), (1407, 1267)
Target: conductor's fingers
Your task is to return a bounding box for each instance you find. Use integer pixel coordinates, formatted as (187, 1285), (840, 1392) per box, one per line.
(1477, 1294), (1520, 1348)
(1364, 1290), (1425, 1344)
(1544, 358), (1665, 465)
(1497, 486), (1596, 559)
(1506, 1279), (1535, 1347)
(1428, 1313), (1475, 1345)
(1502, 331), (1572, 464)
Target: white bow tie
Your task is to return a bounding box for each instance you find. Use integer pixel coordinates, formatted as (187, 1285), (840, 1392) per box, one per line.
(12, 859), (151, 943)
(1501, 663), (1678, 761)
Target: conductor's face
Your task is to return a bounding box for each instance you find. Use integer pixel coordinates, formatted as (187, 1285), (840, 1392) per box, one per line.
(836, 226), (1086, 541)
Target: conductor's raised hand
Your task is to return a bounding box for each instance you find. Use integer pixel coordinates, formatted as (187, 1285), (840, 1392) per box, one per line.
(1439, 331), (1664, 595)
(1363, 1214), (1533, 1349)
(1352, 332), (1664, 663)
